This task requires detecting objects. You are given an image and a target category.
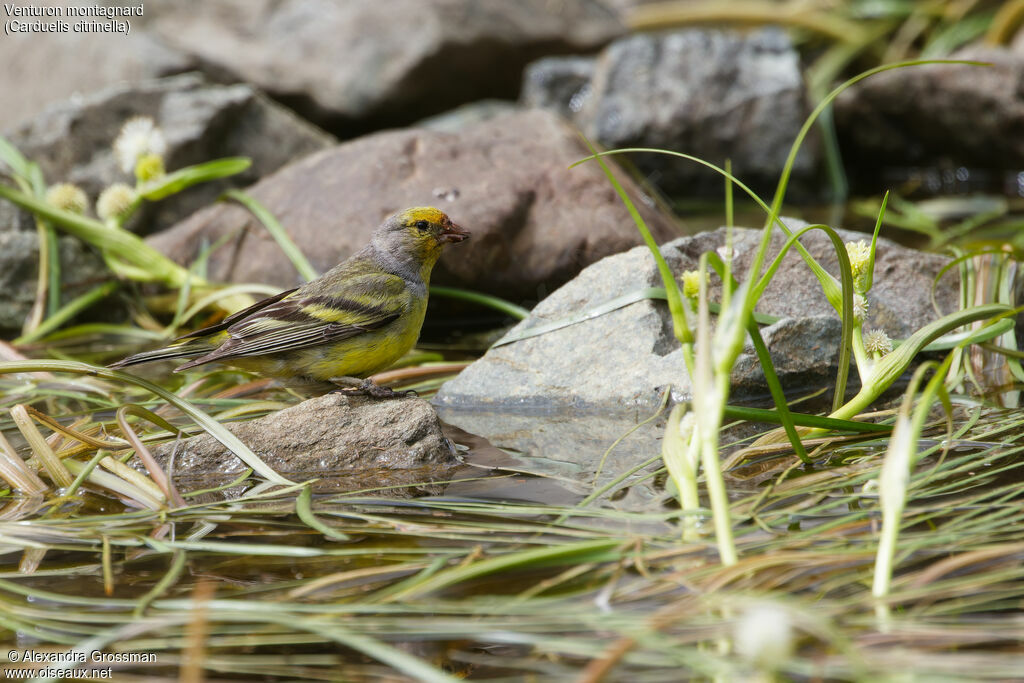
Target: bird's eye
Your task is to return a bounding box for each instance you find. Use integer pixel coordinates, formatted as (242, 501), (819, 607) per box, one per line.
(415, 220), (429, 231)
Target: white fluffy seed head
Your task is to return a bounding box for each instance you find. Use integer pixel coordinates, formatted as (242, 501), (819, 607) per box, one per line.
(863, 329), (893, 355)
(96, 183), (137, 222)
(734, 603), (795, 671)
(113, 116), (167, 174)
(853, 293), (869, 321)
(45, 183), (88, 214)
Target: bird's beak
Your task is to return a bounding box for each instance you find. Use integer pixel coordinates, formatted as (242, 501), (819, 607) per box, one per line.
(440, 222), (470, 243)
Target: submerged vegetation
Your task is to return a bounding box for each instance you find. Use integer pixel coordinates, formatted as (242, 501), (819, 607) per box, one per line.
(0, 400), (1022, 680)
(0, 57), (1022, 681)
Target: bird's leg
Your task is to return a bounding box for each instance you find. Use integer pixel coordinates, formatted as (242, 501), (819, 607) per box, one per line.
(329, 376), (417, 399)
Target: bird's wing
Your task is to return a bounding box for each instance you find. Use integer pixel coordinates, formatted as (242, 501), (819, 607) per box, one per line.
(176, 273), (409, 369)
(174, 287), (299, 340)
(109, 288), (301, 369)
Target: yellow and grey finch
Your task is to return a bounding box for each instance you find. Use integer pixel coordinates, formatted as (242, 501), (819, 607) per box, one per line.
(111, 207), (469, 397)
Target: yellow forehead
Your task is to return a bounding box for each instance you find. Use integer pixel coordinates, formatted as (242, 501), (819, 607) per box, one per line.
(399, 207), (447, 224)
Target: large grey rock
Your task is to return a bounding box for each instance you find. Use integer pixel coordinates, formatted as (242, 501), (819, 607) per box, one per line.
(5, 73), (335, 234)
(0, 0), (193, 127)
(147, 109), (682, 302)
(522, 28), (819, 198)
(2, 0), (620, 139)
(836, 46), (1024, 193)
(434, 220), (959, 413)
(151, 393), (459, 480)
(145, 0), (623, 135)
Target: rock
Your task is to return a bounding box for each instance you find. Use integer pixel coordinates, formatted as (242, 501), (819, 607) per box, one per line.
(434, 407), (771, 510)
(2, 0), (621, 137)
(417, 100), (524, 133)
(835, 46), (1024, 194)
(522, 28), (819, 198)
(150, 393), (459, 482)
(145, 0), (623, 135)
(147, 109), (681, 303)
(0, 0), (193, 127)
(5, 73), (335, 234)
(433, 220), (959, 413)
(521, 57), (596, 121)
(729, 316), (844, 397)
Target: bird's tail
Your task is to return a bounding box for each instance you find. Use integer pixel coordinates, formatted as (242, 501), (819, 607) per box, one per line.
(108, 339), (213, 370)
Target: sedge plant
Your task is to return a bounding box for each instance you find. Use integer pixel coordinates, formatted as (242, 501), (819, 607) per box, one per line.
(0, 117), (255, 344)
(578, 59), (1011, 565)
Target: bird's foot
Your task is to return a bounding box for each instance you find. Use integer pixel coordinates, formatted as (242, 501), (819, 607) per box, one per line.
(331, 377), (417, 399)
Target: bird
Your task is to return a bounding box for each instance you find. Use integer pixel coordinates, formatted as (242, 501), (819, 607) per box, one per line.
(110, 207), (470, 398)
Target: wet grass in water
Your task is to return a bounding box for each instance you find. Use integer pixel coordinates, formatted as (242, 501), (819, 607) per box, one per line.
(0, 404), (1021, 680)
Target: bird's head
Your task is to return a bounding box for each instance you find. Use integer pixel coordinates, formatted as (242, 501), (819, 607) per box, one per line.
(375, 207), (470, 274)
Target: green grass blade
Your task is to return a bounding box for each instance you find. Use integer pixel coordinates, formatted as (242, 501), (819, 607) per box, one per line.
(744, 320), (811, 463)
(429, 285), (530, 320)
(224, 189), (319, 283)
(917, 317), (1015, 351)
(132, 550), (187, 617)
(62, 448), (110, 498)
(172, 283), (281, 330)
(627, 1), (872, 45)
(863, 192), (889, 294)
(720, 405), (890, 433)
(13, 281), (119, 346)
(387, 539), (622, 601)
(296, 485), (350, 541)
(0, 136), (32, 180)
(574, 134), (692, 348)
(140, 158), (252, 201)
(574, 148), (847, 319)
(63, 458), (164, 509)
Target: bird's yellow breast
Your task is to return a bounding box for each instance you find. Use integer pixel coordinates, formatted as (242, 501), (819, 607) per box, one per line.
(230, 295), (426, 382)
